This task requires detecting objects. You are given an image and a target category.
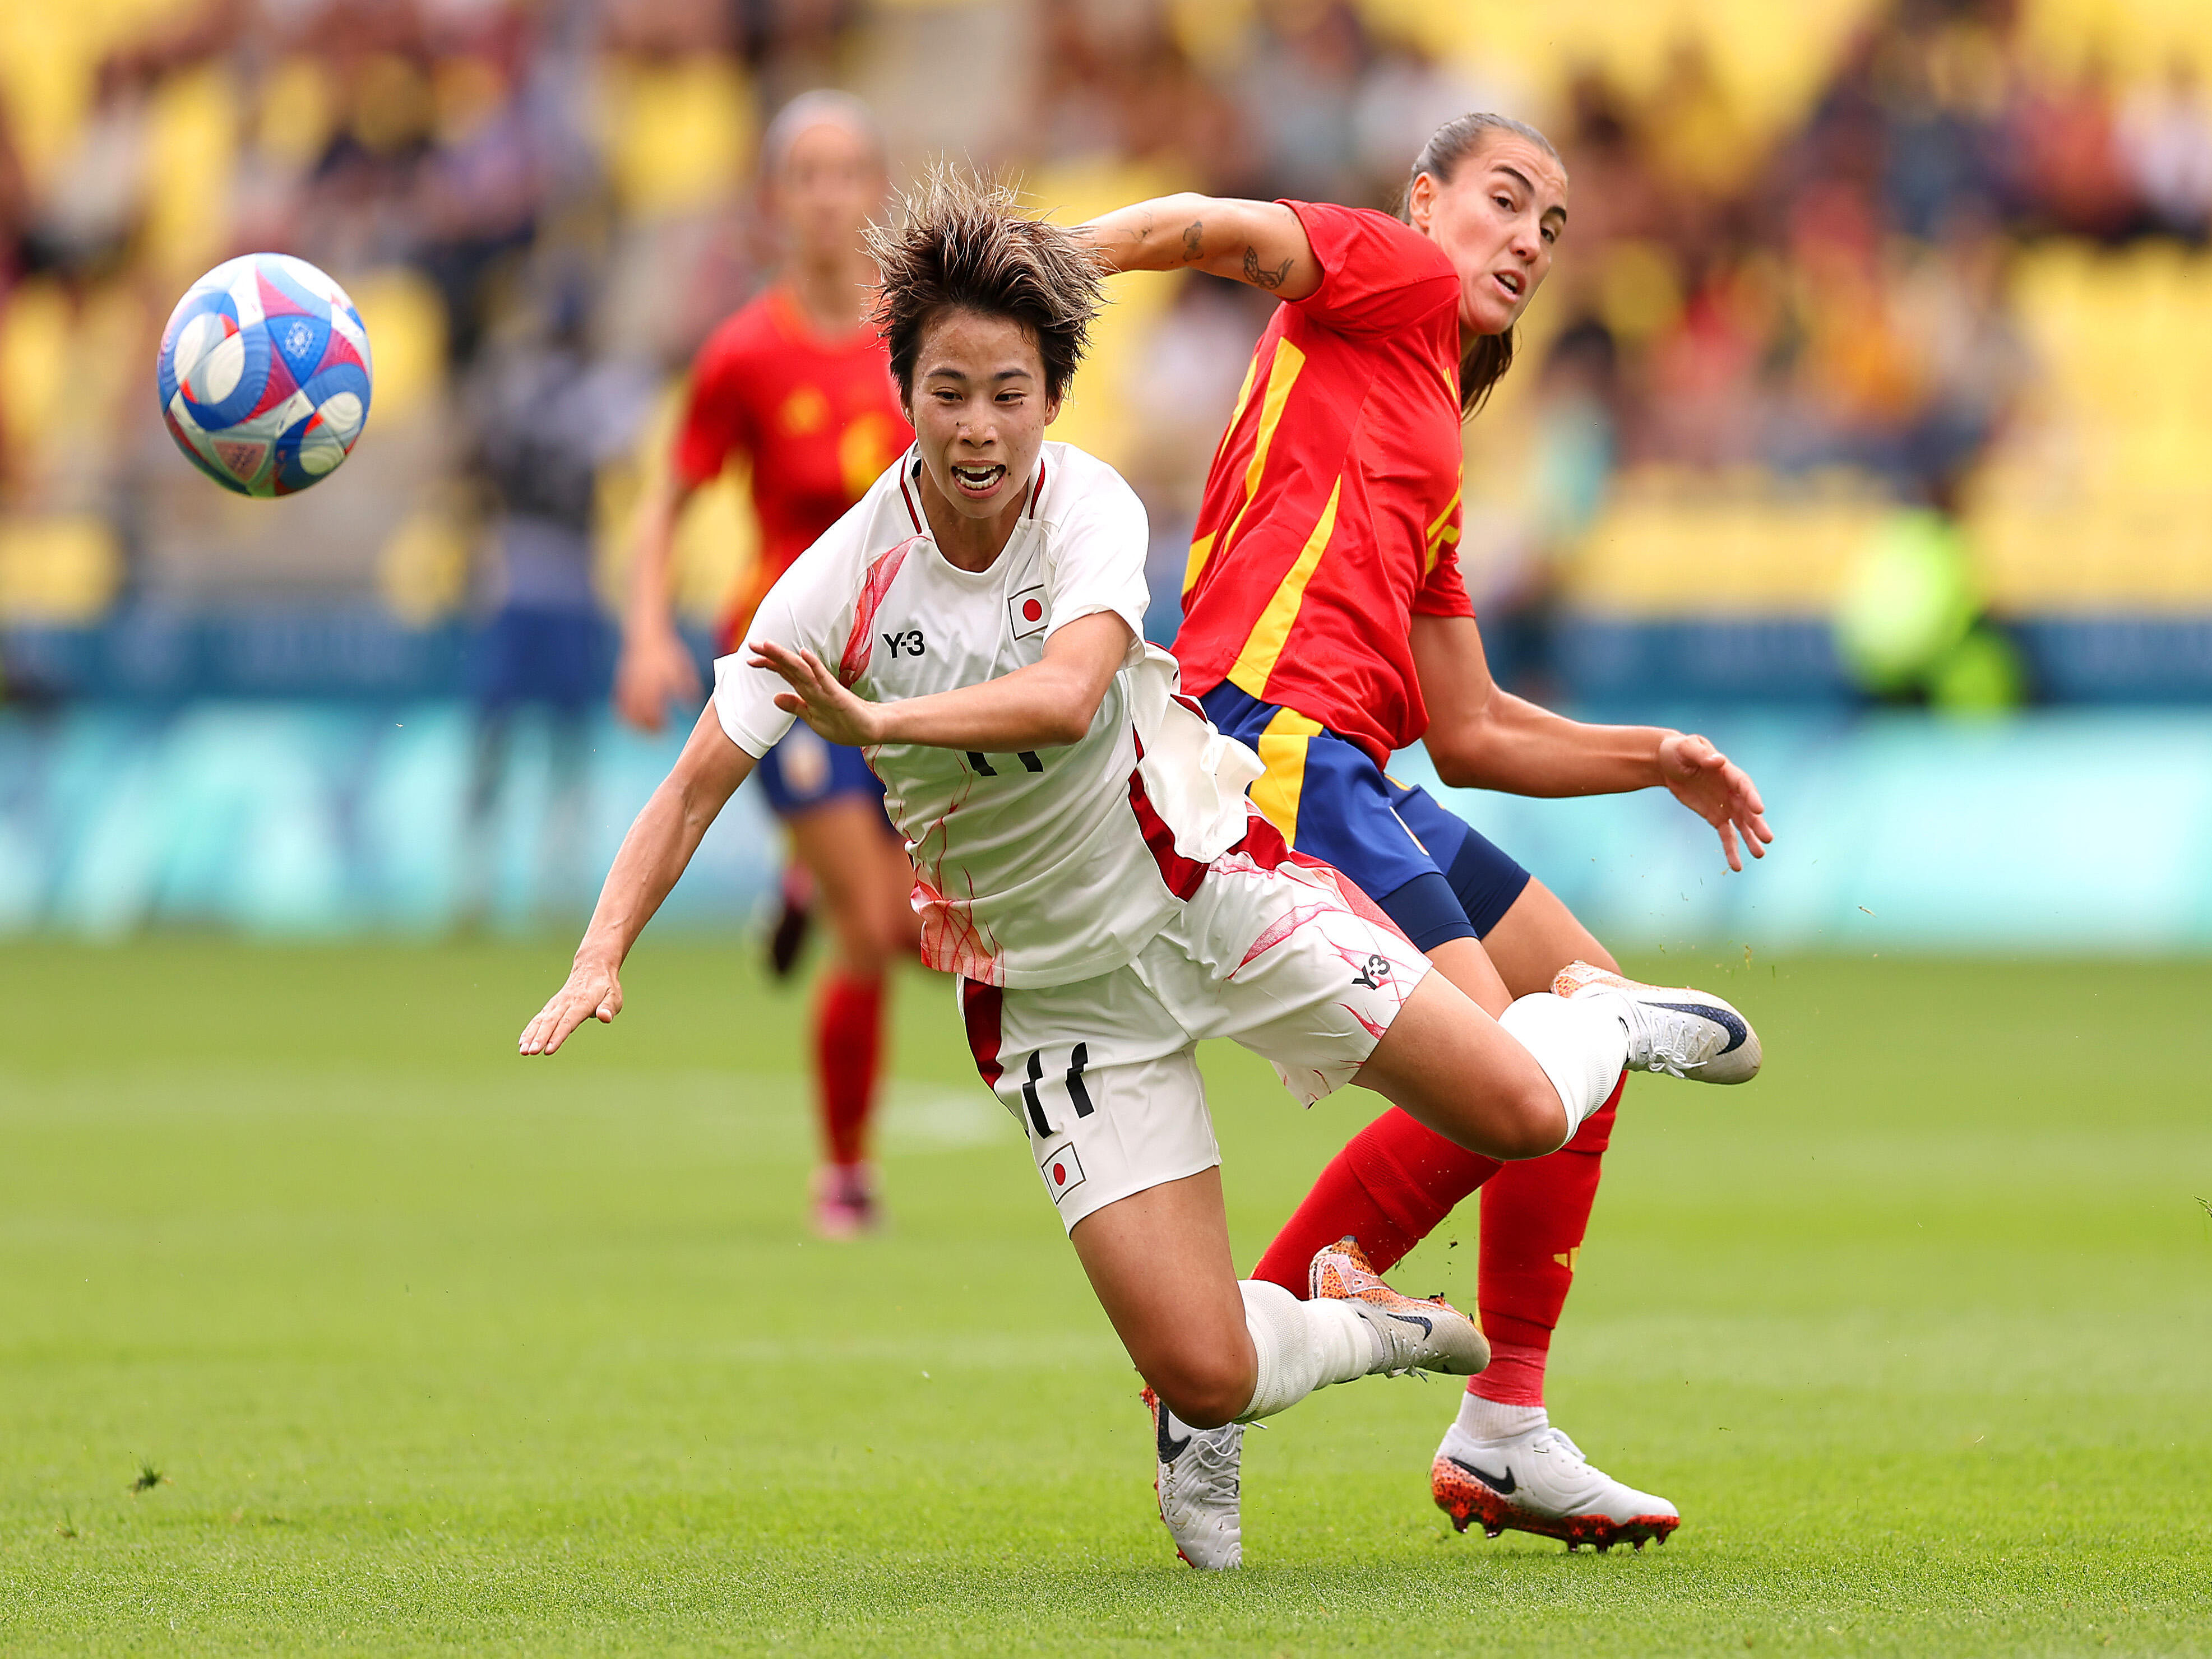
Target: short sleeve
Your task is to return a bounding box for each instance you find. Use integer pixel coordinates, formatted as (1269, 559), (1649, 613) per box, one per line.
(671, 327), (758, 489)
(1413, 538), (1476, 619)
(1283, 201), (1459, 341)
(1041, 463), (1150, 666)
(710, 560), (837, 757)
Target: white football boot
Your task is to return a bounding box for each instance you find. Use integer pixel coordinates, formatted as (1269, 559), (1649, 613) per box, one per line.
(1309, 1238), (1492, 1376)
(1432, 1415), (1680, 1552)
(1142, 1387), (1242, 1570)
(1553, 961), (1762, 1085)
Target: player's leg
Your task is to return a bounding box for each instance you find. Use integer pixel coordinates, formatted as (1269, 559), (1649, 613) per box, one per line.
(1243, 771), (1529, 1294)
(964, 954), (1485, 1570)
(1459, 879), (1619, 1412)
(1429, 876), (1678, 1549)
(771, 731), (910, 1235)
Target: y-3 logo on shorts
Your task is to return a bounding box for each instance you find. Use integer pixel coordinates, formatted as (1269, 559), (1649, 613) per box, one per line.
(881, 628), (926, 658)
(1352, 954), (1391, 990)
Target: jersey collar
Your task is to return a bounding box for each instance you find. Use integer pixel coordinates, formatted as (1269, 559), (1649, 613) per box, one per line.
(896, 446), (1048, 539)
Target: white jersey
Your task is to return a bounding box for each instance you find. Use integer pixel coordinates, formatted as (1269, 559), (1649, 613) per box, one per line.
(712, 442), (1257, 989)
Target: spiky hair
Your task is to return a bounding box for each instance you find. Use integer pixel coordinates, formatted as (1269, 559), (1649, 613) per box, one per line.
(866, 169), (1103, 404)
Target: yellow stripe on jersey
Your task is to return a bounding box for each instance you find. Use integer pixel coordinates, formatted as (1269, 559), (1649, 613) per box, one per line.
(1181, 345), (1274, 596)
(1213, 340), (1307, 559)
(1250, 706), (1324, 846)
(1425, 485), (1462, 543)
(1224, 475), (1343, 699)
(1218, 350), (1264, 460)
(1182, 531), (1215, 596)
(1424, 485), (1463, 575)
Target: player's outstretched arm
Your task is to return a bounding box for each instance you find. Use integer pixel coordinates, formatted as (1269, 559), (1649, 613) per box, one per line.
(750, 611), (1133, 752)
(519, 705), (755, 1056)
(1412, 613), (1773, 870)
(1076, 194), (1319, 300)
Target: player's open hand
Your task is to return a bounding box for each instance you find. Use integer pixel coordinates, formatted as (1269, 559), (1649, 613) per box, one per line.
(613, 623), (701, 735)
(748, 639), (885, 747)
(519, 957), (623, 1056)
(1659, 733), (1773, 873)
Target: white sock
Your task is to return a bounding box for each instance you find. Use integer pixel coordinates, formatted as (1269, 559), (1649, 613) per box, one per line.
(1233, 1282), (1381, 1422)
(1456, 1392), (1548, 1443)
(1498, 991), (1628, 1143)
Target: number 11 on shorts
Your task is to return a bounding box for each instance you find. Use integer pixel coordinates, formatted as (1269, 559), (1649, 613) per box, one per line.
(1019, 1043), (1095, 1136)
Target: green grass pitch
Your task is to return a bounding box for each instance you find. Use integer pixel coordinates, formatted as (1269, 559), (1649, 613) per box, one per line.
(1, 939), (2206, 1656)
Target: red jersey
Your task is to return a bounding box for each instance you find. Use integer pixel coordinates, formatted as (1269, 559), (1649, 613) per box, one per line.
(672, 285), (912, 645)
(1173, 201), (1474, 767)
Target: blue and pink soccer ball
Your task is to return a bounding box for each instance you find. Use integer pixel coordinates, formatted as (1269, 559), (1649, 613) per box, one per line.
(156, 253), (374, 498)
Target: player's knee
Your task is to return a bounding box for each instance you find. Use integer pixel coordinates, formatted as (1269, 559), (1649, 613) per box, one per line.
(1148, 1350), (1256, 1430)
(1495, 1076), (1571, 1160)
(826, 902), (899, 977)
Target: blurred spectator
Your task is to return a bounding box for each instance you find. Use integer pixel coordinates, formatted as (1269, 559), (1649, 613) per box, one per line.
(2119, 56), (2212, 242)
(2012, 53), (2143, 240)
(1230, 1), (1371, 203)
(458, 259), (653, 922)
(7, 0), (2210, 721)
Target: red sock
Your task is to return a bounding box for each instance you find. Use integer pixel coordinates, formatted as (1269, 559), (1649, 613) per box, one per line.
(1251, 1107), (1503, 1294)
(1467, 1069), (1626, 1407)
(813, 971), (885, 1167)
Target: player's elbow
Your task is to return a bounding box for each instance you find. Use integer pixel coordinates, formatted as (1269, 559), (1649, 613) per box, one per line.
(1424, 721), (1500, 791)
(1035, 679), (1106, 746)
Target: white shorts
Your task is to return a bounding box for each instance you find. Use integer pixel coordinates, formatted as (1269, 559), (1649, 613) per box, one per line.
(956, 842), (1432, 1231)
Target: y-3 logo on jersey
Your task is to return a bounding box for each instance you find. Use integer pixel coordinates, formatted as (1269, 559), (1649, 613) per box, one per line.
(1352, 954), (1391, 990)
(881, 628), (926, 658)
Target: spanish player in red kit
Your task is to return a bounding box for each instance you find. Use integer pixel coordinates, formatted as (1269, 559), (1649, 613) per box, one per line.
(614, 92), (914, 1236)
(1081, 115), (1773, 1559)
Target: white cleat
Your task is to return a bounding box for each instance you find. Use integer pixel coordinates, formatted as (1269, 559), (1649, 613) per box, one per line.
(1142, 1387), (1242, 1570)
(1309, 1238), (1491, 1376)
(1554, 961), (1762, 1084)
(1432, 1418), (1681, 1552)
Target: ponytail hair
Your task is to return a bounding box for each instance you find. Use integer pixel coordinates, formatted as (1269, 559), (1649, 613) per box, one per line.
(1397, 112), (1562, 418)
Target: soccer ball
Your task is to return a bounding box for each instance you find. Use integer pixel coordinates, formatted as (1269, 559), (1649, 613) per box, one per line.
(155, 253), (374, 498)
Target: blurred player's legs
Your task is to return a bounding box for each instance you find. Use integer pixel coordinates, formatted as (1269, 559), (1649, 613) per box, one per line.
(461, 604), (604, 929)
(763, 727), (917, 1236)
(766, 859), (815, 980)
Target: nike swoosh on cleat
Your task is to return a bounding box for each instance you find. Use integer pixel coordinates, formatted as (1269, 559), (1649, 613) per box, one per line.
(1383, 1310), (1434, 1338)
(1157, 1412), (1192, 1463)
(1645, 1000), (1748, 1054)
(1448, 1456), (1517, 1496)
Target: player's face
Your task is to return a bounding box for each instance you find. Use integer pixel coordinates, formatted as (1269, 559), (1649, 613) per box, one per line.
(906, 307), (1061, 529)
(1410, 133), (1568, 339)
(772, 119), (887, 263)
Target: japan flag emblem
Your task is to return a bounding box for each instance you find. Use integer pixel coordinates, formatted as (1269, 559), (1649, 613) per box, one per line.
(1008, 585), (1048, 641)
(1041, 1142), (1086, 1206)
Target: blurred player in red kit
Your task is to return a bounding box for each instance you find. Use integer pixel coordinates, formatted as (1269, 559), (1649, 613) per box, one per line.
(1081, 114), (1772, 1558)
(614, 91), (915, 1236)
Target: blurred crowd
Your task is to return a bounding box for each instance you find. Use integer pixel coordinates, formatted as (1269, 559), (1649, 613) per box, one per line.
(0, 0), (2208, 692)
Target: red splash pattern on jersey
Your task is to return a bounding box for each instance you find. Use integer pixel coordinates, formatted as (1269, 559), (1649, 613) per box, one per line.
(839, 536), (919, 685)
(913, 864), (1007, 984)
(906, 759), (1007, 982)
(1339, 1003), (1391, 1040)
(1235, 900), (1343, 970)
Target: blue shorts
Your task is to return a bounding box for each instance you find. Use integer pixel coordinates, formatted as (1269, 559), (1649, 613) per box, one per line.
(756, 724), (886, 820)
(1200, 683), (1530, 952)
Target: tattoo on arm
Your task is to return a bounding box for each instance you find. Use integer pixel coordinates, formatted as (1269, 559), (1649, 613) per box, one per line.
(1243, 245), (1294, 290)
(1182, 220), (1203, 262)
